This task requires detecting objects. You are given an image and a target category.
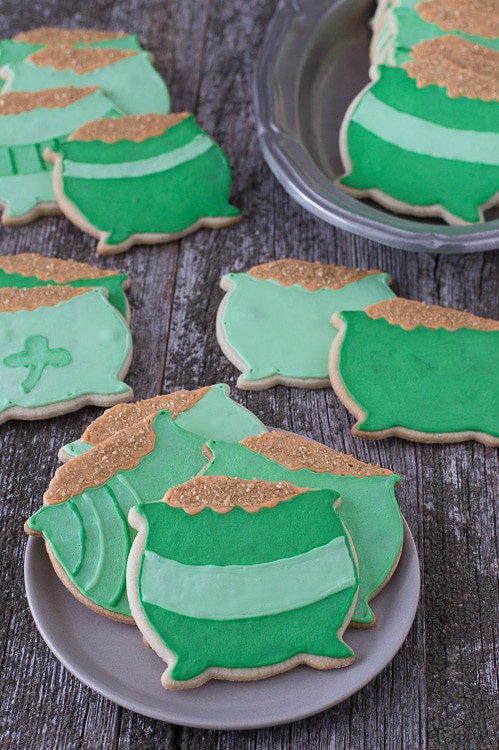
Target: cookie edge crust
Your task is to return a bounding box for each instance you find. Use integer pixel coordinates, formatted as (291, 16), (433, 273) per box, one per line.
(126, 503), (358, 690)
(45, 148), (241, 255)
(216, 275), (330, 391)
(328, 311), (499, 446)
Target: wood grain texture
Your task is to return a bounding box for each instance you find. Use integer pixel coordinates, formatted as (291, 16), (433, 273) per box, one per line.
(0, 0), (497, 748)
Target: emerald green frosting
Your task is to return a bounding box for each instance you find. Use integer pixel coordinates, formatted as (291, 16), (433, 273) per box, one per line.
(27, 413), (225, 617)
(220, 273), (394, 384)
(61, 382), (266, 458)
(340, 67), (499, 223)
(0, 268), (129, 318)
(3, 52), (169, 115)
(50, 114), (239, 248)
(336, 311), (499, 438)
(131, 490), (358, 683)
(0, 289), (131, 414)
(200, 439), (402, 625)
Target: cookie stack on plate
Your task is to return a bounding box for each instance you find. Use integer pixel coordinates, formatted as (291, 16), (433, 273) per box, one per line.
(0, 253), (133, 423)
(0, 27), (240, 251)
(336, 0), (499, 225)
(25, 383), (404, 689)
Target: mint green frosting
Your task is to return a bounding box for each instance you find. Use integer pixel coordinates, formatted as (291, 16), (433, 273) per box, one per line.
(27, 413), (224, 617)
(61, 382), (266, 458)
(0, 90), (122, 145)
(0, 89), (120, 219)
(220, 273), (394, 383)
(0, 289), (131, 413)
(0, 171), (54, 218)
(3, 53), (170, 115)
(140, 536), (356, 620)
(200, 439), (402, 625)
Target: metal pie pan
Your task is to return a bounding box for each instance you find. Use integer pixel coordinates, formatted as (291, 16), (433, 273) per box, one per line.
(254, 0), (499, 254)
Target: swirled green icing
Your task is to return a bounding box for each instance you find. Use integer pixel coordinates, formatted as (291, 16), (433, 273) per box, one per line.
(130, 489), (358, 683)
(27, 413), (217, 617)
(335, 311), (499, 438)
(200, 439), (402, 625)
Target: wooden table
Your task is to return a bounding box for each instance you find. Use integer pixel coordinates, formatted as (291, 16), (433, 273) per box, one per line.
(0, 1), (497, 747)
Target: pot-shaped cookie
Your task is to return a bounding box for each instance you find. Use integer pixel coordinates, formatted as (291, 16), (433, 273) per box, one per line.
(45, 113), (241, 253)
(127, 477), (359, 688)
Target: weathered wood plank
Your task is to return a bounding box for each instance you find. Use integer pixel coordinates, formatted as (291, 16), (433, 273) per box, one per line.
(0, 0), (497, 748)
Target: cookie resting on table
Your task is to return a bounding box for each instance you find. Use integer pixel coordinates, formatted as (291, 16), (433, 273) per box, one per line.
(0, 253), (130, 319)
(0, 87), (120, 225)
(329, 298), (499, 445)
(59, 382), (266, 461)
(0, 46), (169, 115)
(200, 431), (402, 627)
(127, 476), (359, 689)
(26, 405), (267, 622)
(0, 27), (143, 65)
(338, 39), (499, 225)
(0, 286), (132, 424)
(217, 259), (395, 390)
(44, 113), (241, 254)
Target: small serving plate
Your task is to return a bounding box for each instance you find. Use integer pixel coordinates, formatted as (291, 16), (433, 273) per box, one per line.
(254, 0), (499, 254)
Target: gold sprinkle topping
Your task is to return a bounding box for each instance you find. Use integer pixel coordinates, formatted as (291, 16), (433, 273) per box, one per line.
(44, 416), (157, 504)
(248, 259), (386, 290)
(404, 37), (499, 101)
(28, 47), (136, 74)
(365, 298), (499, 331)
(416, 0), (499, 39)
(0, 87), (99, 115)
(70, 113), (190, 143)
(14, 27), (129, 45)
(164, 476), (303, 514)
(241, 432), (393, 477)
(0, 253), (121, 282)
(81, 386), (210, 445)
(0, 286), (87, 312)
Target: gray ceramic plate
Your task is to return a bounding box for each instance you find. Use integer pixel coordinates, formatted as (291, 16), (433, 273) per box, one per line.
(254, 0), (499, 254)
(25, 518), (419, 730)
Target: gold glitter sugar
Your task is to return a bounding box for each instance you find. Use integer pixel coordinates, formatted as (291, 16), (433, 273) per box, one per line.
(28, 47), (136, 74)
(366, 298), (499, 331)
(70, 113), (190, 143)
(0, 286), (88, 312)
(0, 253), (119, 282)
(165, 476), (303, 513)
(0, 87), (99, 115)
(14, 27), (128, 45)
(82, 387), (209, 445)
(242, 432), (393, 477)
(248, 259), (384, 290)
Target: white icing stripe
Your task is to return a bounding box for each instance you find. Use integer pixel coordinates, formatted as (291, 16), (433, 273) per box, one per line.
(63, 133), (214, 179)
(139, 536), (357, 620)
(353, 92), (499, 166)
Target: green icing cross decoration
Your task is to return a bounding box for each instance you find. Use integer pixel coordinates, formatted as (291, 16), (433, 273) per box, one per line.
(3, 335), (72, 393)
